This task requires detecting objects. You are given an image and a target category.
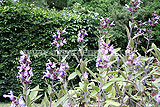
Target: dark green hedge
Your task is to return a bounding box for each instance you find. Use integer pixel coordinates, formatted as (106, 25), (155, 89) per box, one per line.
(0, 2), (99, 102)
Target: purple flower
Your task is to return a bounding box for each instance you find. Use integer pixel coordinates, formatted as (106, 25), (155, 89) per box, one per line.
(52, 29), (67, 47)
(66, 103), (71, 107)
(3, 91), (15, 101)
(43, 60), (69, 81)
(82, 72), (88, 80)
(125, 4), (131, 9)
(77, 29), (88, 42)
(110, 21), (115, 26)
(19, 96), (25, 107)
(17, 51), (33, 84)
(10, 102), (16, 107)
(157, 91), (160, 104)
(148, 18), (151, 23)
(133, 57), (141, 65)
(3, 91), (24, 107)
(96, 40), (114, 68)
(125, 0), (142, 12)
(137, 0), (143, 3)
(99, 17), (114, 29)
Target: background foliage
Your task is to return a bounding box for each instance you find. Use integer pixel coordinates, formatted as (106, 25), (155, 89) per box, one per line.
(0, 0), (159, 102)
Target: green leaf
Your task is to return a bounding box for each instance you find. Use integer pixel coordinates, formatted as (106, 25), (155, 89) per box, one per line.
(110, 78), (123, 82)
(58, 89), (63, 98)
(41, 92), (49, 107)
(133, 33), (143, 40)
(30, 94), (43, 105)
(80, 60), (87, 72)
(61, 54), (69, 62)
(110, 87), (116, 98)
(102, 82), (113, 90)
(86, 67), (98, 81)
(93, 86), (99, 92)
(90, 90), (98, 97)
(55, 94), (67, 107)
(29, 85), (41, 101)
(130, 38), (134, 49)
(104, 100), (121, 107)
(152, 43), (160, 59)
(27, 95), (31, 107)
(47, 84), (53, 97)
(116, 84), (122, 95)
(140, 56), (149, 61)
(141, 46), (146, 53)
(125, 25), (130, 40)
(136, 80), (144, 92)
(119, 70), (127, 79)
(68, 72), (77, 80)
(129, 21), (132, 29)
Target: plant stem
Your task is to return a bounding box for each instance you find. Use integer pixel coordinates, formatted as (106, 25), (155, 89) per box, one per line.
(98, 82), (102, 107)
(24, 84), (28, 106)
(50, 80), (54, 107)
(64, 78), (72, 105)
(84, 92), (88, 107)
(140, 93), (146, 107)
(50, 96), (52, 107)
(120, 88), (126, 107)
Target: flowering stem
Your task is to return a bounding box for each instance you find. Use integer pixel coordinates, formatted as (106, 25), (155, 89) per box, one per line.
(84, 92), (88, 107)
(129, 12), (134, 38)
(98, 81), (102, 107)
(50, 80), (54, 107)
(140, 93), (146, 107)
(120, 88), (127, 107)
(49, 96), (52, 107)
(24, 84), (28, 107)
(58, 48), (61, 61)
(145, 35), (151, 56)
(64, 76), (71, 105)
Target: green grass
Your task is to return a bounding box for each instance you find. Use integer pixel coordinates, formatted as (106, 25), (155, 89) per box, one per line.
(0, 103), (10, 107)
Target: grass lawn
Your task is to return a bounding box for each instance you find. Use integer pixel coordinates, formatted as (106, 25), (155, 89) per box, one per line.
(0, 103), (10, 107)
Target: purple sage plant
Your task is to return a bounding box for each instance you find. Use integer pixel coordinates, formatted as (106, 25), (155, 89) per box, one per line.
(77, 29), (88, 42)
(3, 91), (25, 107)
(17, 50), (33, 84)
(51, 29), (67, 47)
(125, 0), (143, 12)
(43, 59), (69, 82)
(96, 40), (114, 69)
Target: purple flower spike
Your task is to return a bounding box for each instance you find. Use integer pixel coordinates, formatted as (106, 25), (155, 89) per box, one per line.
(96, 40), (115, 68)
(125, 0), (142, 12)
(43, 60), (69, 81)
(17, 51), (33, 84)
(52, 29), (67, 48)
(77, 29), (88, 42)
